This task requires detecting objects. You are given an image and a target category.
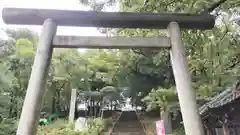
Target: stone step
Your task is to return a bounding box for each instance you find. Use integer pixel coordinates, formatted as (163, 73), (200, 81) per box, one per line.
(112, 132), (146, 135)
(111, 111), (146, 135)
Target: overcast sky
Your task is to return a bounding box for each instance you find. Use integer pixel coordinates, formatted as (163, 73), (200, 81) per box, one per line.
(0, 0), (106, 39)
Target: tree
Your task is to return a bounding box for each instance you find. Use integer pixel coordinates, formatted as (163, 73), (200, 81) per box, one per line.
(3, 29), (37, 119)
(79, 0), (240, 100)
(41, 49), (125, 117)
(100, 86), (121, 110)
(142, 87), (178, 134)
(78, 2), (239, 134)
(0, 28), (38, 134)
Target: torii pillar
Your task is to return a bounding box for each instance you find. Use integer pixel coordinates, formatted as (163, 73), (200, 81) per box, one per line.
(168, 22), (204, 135)
(16, 19), (57, 135)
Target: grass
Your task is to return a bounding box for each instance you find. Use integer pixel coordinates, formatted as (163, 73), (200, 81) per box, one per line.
(37, 118), (107, 135)
(45, 119), (68, 129)
(37, 119), (67, 135)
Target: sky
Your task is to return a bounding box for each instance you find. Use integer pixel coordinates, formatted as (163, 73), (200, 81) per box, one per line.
(0, 0), (107, 39)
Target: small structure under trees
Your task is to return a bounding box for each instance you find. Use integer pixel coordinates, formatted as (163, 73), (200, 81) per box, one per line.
(2, 7), (215, 135)
(75, 86), (120, 119)
(200, 81), (240, 135)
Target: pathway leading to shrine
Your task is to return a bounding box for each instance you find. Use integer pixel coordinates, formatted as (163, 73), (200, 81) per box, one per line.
(111, 111), (146, 135)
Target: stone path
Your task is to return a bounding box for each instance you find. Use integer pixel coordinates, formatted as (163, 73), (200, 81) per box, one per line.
(111, 111), (146, 135)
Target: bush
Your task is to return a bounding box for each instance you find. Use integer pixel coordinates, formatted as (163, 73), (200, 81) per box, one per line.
(86, 118), (106, 135)
(37, 119), (84, 135)
(171, 127), (185, 135)
(38, 125), (88, 135)
(0, 118), (17, 135)
(37, 118), (106, 135)
(38, 127), (88, 135)
(46, 119), (67, 129)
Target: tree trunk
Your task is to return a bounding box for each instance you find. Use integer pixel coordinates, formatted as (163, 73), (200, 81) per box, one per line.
(51, 97), (56, 113)
(110, 101), (113, 111)
(94, 101), (97, 118)
(51, 90), (56, 113)
(101, 109), (104, 119)
(56, 90), (60, 113)
(114, 101), (117, 110)
(161, 111), (172, 134)
(16, 73), (21, 119)
(16, 98), (19, 119)
(9, 92), (15, 118)
(90, 100), (93, 117)
(101, 104), (104, 119)
(97, 100), (102, 117)
(85, 100), (87, 117)
(92, 100), (94, 117)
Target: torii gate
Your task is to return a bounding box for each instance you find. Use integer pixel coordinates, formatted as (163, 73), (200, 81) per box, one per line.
(2, 8), (215, 135)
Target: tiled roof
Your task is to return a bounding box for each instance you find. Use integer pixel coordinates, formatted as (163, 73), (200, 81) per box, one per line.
(199, 81), (240, 115)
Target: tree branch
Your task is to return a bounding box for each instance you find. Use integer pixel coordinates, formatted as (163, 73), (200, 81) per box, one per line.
(201, 0), (228, 14)
(225, 54), (240, 70)
(132, 49), (154, 60)
(132, 49), (148, 58)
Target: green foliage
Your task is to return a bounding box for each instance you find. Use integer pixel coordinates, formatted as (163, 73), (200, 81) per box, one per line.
(15, 38), (35, 56)
(0, 28), (38, 135)
(86, 118), (106, 135)
(142, 87), (178, 115)
(171, 127), (185, 135)
(37, 118), (106, 135)
(37, 127), (87, 135)
(80, 0), (240, 101)
(0, 118), (17, 135)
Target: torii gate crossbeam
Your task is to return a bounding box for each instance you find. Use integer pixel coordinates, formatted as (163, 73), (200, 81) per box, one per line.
(2, 8), (214, 29)
(1, 7), (215, 135)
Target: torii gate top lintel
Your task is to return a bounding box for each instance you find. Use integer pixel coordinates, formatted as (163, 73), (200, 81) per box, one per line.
(2, 7), (215, 29)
